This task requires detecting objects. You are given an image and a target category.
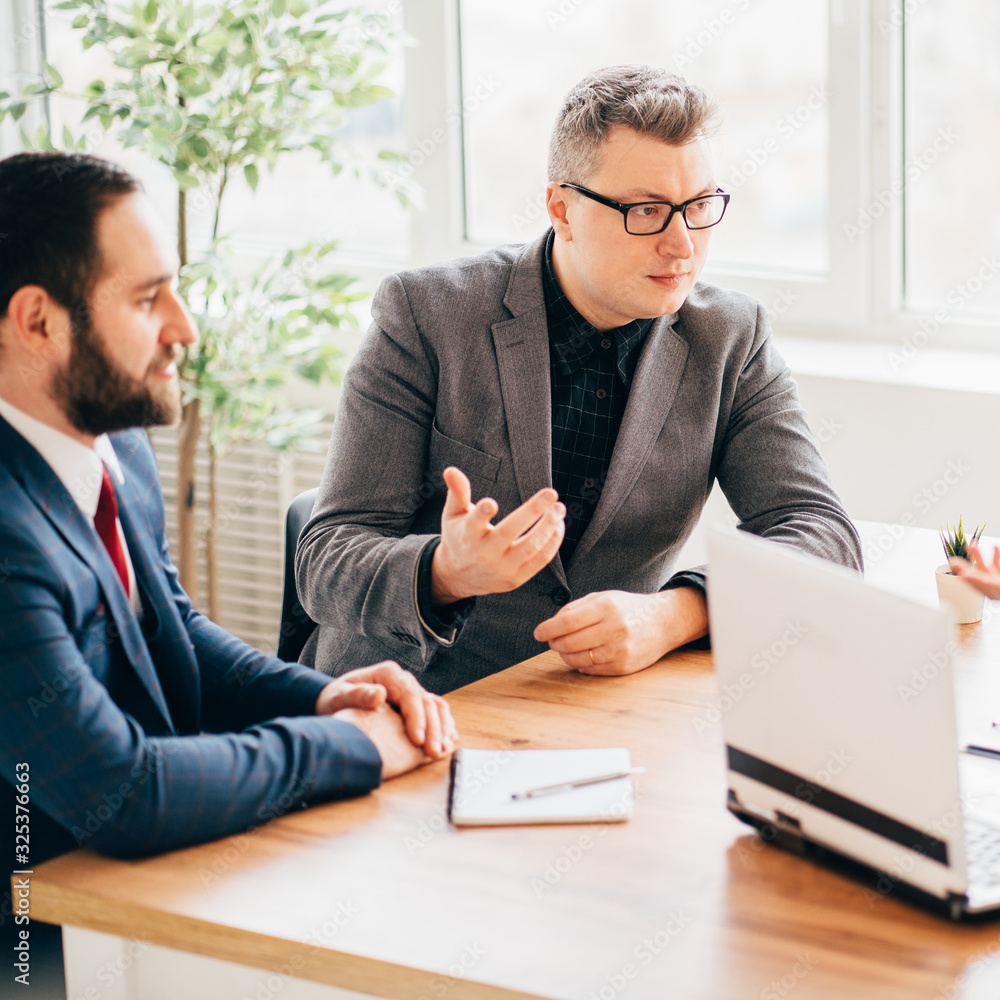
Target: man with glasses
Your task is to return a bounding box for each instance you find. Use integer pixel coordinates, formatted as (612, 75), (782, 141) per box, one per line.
(297, 65), (862, 694)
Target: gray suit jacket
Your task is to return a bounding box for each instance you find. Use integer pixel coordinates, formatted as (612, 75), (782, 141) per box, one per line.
(296, 233), (862, 694)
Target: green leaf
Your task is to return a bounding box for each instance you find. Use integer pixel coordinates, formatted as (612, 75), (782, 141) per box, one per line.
(243, 162), (259, 191)
(42, 61), (64, 89)
(145, 0), (159, 22)
(175, 170), (201, 191)
(72, 14), (89, 28)
(120, 126), (146, 148)
(9, 102), (27, 121)
(62, 124), (76, 148)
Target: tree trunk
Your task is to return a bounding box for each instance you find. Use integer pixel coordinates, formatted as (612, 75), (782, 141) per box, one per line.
(206, 439), (220, 622)
(176, 397), (200, 602)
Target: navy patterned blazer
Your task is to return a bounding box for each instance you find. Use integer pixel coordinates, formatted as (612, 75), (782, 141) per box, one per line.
(0, 415), (381, 867)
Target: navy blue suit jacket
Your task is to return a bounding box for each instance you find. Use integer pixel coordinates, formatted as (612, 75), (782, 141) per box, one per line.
(0, 415), (381, 866)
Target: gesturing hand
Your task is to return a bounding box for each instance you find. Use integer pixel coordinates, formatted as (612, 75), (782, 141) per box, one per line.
(430, 466), (565, 605)
(315, 661), (457, 758)
(534, 588), (709, 676)
(950, 545), (1000, 600)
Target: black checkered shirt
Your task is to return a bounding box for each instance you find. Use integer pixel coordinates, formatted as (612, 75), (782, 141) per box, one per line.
(543, 231), (653, 561)
(415, 232), (706, 638)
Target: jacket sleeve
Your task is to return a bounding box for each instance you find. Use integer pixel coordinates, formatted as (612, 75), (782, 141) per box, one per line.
(295, 273), (457, 670)
(120, 425), (341, 733)
(0, 548), (382, 862)
(714, 303), (863, 571)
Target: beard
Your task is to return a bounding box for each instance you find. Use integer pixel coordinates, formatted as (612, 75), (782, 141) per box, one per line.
(51, 312), (183, 436)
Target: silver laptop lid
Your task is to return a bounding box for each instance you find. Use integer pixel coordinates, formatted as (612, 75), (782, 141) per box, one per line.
(707, 526), (967, 898)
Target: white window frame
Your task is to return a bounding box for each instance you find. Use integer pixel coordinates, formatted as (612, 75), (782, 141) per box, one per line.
(1, 0), (47, 157)
(401, 0), (1000, 352)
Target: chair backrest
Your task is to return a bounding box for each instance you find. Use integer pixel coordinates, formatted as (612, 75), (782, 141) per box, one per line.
(277, 487), (320, 663)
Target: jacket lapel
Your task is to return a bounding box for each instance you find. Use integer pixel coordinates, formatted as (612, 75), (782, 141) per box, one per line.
(568, 314), (690, 571)
(491, 235), (568, 588)
(0, 416), (176, 732)
(113, 465), (200, 734)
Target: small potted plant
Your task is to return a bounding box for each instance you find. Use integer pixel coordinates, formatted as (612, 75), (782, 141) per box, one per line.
(936, 518), (987, 624)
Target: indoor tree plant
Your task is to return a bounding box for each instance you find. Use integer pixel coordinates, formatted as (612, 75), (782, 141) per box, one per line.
(0, 0), (407, 618)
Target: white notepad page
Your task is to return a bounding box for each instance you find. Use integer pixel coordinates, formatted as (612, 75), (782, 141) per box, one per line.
(449, 747), (635, 826)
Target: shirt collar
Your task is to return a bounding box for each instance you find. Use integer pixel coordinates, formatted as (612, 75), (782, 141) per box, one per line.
(0, 395), (125, 519)
(541, 229), (660, 387)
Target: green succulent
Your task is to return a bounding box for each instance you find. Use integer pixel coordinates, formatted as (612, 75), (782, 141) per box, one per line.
(940, 517), (986, 563)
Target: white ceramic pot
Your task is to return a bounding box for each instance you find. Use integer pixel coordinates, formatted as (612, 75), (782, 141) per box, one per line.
(935, 564), (986, 624)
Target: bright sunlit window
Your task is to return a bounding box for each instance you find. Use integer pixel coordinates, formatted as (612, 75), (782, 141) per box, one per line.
(458, 0), (828, 275)
(42, 1), (409, 264)
(904, 0), (1000, 319)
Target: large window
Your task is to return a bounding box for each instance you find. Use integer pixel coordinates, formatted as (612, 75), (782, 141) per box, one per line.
(904, 0), (1000, 319)
(9, 0), (1000, 348)
(404, 0), (1000, 348)
(459, 0), (829, 276)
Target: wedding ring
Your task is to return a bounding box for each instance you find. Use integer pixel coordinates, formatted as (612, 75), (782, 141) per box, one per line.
(588, 648), (596, 666)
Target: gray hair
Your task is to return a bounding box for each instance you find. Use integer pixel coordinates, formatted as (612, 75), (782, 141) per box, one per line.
(547, 65), (718, 183)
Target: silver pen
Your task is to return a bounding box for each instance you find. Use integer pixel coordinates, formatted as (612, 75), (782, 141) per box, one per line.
(511, 767), (646, 800)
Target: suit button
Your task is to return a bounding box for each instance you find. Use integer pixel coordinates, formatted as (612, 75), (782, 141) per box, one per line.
(596, 388), (607, 400)
(601, 337), (612, 349)
(550, 588), (570, 607)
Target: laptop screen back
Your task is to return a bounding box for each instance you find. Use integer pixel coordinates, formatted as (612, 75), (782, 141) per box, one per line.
(707, 527), (965, 890)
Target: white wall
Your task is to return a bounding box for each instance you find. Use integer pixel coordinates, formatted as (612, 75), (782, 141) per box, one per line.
(676, 356), (1000, 571)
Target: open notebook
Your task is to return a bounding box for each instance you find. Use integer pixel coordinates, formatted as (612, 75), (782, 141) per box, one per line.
(447, 747), (637, 827)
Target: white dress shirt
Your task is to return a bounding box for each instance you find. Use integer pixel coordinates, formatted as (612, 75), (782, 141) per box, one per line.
(0, 396), (141, 613)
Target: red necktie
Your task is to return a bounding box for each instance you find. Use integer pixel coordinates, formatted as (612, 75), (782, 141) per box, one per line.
(94, 464), (130, 597)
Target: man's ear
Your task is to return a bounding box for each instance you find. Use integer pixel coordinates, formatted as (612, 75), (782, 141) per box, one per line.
(4, 285), (73, 358)
(546, 183), (573, 241)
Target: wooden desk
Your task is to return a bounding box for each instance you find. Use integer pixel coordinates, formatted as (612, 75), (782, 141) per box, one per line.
(24, 524), (1000, 1000)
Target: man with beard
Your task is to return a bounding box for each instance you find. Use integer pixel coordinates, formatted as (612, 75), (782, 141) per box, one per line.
(0, 150), (457, 895)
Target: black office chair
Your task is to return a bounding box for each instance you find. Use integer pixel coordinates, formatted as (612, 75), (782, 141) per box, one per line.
(277, 487), (320, 662)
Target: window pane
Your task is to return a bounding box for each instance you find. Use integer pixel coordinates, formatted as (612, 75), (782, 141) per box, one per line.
(905, 1), (1000, 317)
(459, 0), (828, 274)
(44, 4), (408, 262)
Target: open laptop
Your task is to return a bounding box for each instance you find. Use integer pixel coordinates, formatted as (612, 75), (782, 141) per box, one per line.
(707, 526), (1000, 919)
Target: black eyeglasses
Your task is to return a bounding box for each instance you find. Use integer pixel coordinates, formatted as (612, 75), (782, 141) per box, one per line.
(559, 183), (730, 235)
